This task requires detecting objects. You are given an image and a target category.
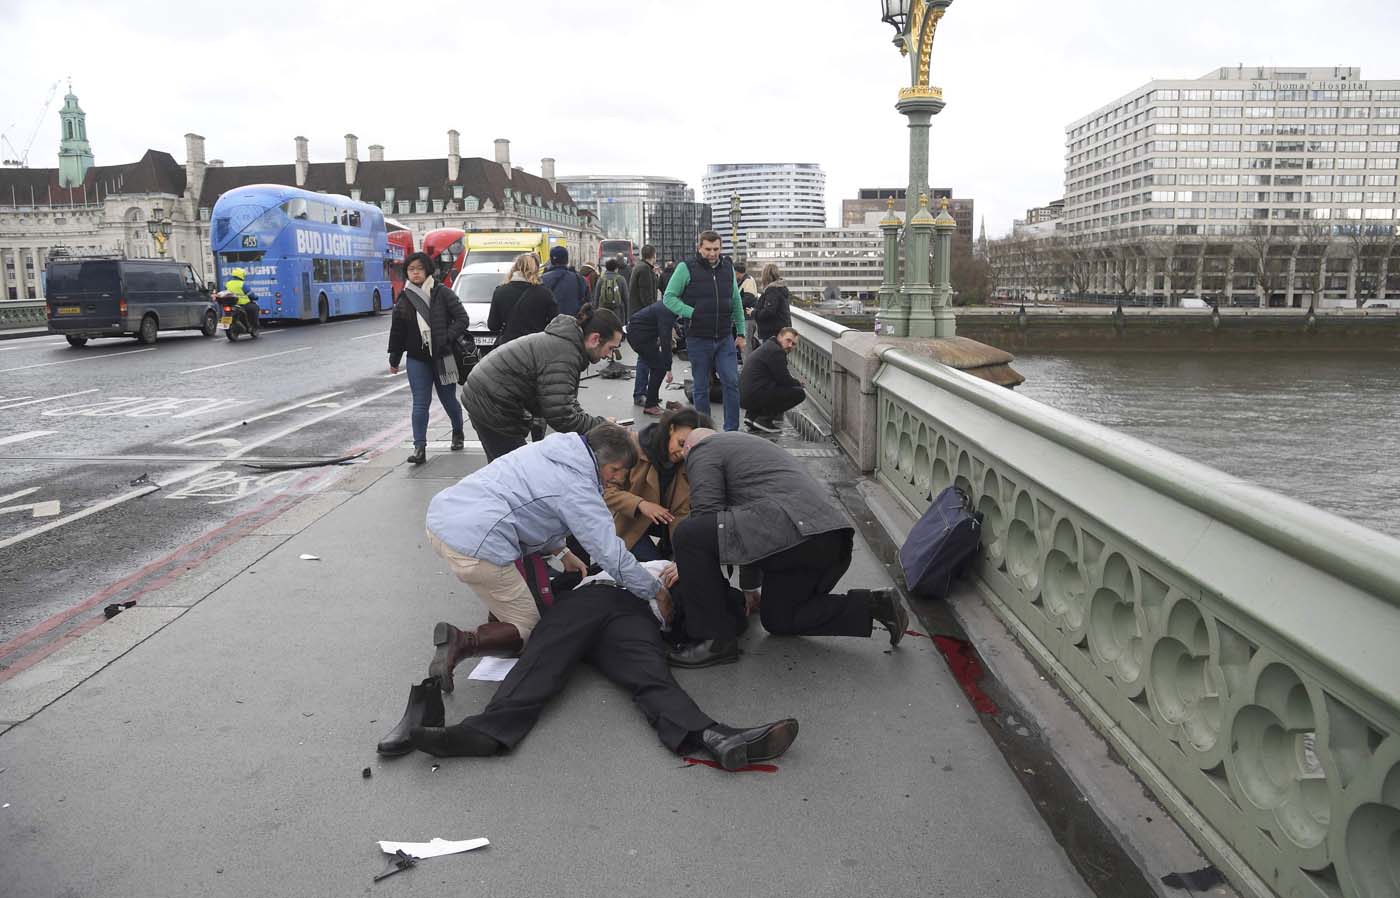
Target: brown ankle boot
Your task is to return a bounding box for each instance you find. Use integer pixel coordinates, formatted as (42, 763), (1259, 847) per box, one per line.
(474, 621), (523, 658)
(429, 621), (524, 693)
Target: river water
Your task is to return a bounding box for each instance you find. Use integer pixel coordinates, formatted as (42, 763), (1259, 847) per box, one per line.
(1008, 352), (1400, 538)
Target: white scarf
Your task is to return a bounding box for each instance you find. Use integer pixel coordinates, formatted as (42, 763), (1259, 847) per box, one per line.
(406, 276), (435, 352)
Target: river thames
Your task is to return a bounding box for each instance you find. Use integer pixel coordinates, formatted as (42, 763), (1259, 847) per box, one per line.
(1010, 351), (1400, 538)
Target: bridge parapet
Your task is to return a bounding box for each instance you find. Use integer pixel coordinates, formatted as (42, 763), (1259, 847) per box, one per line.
(790, 307), (1400, 898)
(0, 299), (46, 330)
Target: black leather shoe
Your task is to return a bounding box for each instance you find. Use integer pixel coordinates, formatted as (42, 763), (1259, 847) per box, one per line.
(409, 722), (503, 758)
(450, 431), (465, 451)
(407, 444), (427, 465)
(376, 677), (445, 756)
(700, 719), (799, 771)
(666, 638), (740, 668)
(861, 588), (908, 646)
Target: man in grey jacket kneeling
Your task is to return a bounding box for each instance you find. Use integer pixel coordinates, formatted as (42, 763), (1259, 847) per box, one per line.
(423, 424), (671, 690)
(667, 429), (909, 668)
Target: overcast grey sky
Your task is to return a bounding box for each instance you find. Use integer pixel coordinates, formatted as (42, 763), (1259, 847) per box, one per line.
(2, 0), (1398, 236)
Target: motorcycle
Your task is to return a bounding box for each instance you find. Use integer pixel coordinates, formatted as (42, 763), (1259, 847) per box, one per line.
(216, 292), (259, 341)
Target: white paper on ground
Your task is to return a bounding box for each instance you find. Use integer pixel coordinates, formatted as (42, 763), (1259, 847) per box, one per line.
(467, 656), (518, 681)
(377, 837), (490, 859)
(298, 553), (320, 561)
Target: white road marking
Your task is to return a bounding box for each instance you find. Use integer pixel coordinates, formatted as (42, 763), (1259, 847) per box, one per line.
(172, 391), (345, 445)
(0, 381), (408, 549)
(0, 430), (56, 447)
(0, 486), (61, 519)
(306, 402), (342, 409)
(350, 330), (391, 341)
(179, 346), (311, 375)
(0, 348), (155, 373)
(0, 390), (98, 411)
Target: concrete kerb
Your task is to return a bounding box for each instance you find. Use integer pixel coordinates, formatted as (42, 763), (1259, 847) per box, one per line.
(856, 477), (1236, 898)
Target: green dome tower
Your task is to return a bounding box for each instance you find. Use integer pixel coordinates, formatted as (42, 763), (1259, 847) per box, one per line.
(57, 85), (94, 188)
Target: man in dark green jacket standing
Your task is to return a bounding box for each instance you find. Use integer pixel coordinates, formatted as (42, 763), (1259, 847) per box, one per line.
(662, 230), (746, 431)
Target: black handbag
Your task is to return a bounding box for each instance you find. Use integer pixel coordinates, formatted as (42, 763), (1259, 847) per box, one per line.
(405, 287), (477, 376)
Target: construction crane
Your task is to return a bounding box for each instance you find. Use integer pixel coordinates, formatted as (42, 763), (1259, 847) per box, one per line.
(1, 80), (62, 168)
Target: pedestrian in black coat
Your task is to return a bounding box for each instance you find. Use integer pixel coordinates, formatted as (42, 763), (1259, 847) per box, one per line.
(740, 328), (805, 431)
(488, 253), (559, 347)
(752, 263), (793, 343)
(387, 252), (471, 464)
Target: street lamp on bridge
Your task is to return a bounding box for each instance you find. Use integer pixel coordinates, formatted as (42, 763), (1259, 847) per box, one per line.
(876, 0), (956, 339)
(146, 206), (173, 257)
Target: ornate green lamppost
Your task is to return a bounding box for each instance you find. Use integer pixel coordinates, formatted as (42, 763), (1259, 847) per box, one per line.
(877, 197), (903, 327)
(728, 193), (742, 264)
(878, 0), (953, 338)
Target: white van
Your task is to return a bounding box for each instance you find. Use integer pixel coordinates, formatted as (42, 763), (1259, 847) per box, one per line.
(1361, 298), (1399, 310)
(1178, 296), (1211, 310)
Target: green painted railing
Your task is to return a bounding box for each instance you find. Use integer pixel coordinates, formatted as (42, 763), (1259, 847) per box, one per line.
(788, 308), (850, 417)
(869, 349), (1400, 898)
(0, 300), (45, 330)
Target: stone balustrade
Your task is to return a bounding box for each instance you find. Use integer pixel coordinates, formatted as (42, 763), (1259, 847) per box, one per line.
(789, 306), (1400, 898)
(0, 300), (46, 330)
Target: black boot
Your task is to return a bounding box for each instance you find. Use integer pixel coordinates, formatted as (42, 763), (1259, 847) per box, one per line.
(407, 443), (427, 465)
(857, 588), (908, 646)
(376, 677), (446, 757)
(410, 722), (503, 758)
(699, 719), (799, 771)
(450, 430), (465, 451)
(666, 638), (740, 669)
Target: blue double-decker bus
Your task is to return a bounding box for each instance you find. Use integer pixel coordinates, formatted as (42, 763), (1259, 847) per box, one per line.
(210, 184), (394, 322)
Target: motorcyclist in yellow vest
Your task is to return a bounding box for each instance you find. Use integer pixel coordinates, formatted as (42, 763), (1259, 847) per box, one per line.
(224, 268), (260, 335)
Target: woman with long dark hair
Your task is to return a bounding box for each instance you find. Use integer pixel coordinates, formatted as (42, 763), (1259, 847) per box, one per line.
(605, 406), (713, 561)
(388, 251), (470, 464)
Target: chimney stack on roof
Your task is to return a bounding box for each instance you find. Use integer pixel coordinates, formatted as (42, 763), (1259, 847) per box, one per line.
(368, 144), (384, 162)
(294, 136), (309, 187)
(184, 133), (207, 206)
(494, 138), (510, 175)
(344, 133), (358, 186)
(541, 157), (555, 187)
(209, 159), (224, 168)
(448, 130), (461, 182)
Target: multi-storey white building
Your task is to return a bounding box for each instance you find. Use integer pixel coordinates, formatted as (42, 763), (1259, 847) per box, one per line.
(1061, 66), (1400, 304)
(1066, 66), (1400, 239)
(701, 163), (825, 256)
(746, 227), (882, 303)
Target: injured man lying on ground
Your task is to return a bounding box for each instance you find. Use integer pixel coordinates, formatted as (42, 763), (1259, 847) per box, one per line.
(379, 562), (798, 772)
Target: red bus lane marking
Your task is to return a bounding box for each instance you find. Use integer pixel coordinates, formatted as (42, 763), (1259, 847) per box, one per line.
(0, 404), (413, 680)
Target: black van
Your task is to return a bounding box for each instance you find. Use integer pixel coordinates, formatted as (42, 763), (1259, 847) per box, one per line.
(46, 258), (220, 347)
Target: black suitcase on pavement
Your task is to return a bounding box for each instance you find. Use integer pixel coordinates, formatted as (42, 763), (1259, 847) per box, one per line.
(899, 486), (984, 599)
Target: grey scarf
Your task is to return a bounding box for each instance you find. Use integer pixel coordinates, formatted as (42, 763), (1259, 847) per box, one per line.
(406, 276), (435, 353)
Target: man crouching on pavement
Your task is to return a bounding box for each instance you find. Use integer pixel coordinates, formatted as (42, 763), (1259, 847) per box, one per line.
(421, 424), (667, 693)
(666, 428), (909, 667)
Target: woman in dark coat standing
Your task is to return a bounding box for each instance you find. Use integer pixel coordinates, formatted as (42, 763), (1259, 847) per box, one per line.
(487, 253), (558, 347)
(388, 251), (471, 464)
(752, 262), (793, 345)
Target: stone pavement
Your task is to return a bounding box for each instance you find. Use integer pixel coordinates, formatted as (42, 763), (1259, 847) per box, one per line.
(0, 354), (1089, 898)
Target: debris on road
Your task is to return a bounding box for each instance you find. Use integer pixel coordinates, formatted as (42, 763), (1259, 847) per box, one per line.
(241, 450), (368, 471)
(103, 600), (137, 619)
(681, 757), (779, 773)
(373, 849), (416, 883)
(377, 837), (489, 859)
(299, 554), (320, 561)
(362, 767), (372, 779)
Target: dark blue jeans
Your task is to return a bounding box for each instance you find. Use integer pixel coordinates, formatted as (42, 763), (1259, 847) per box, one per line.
(686, 334), (740, 431)
(406, 355), (464, 445)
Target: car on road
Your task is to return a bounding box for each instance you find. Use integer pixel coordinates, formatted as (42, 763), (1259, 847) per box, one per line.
(46, 258), (220, 347)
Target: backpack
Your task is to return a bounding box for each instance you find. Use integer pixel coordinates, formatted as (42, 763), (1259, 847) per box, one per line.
(598, 274), (622, 313)
(899, 486), (983, 599)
